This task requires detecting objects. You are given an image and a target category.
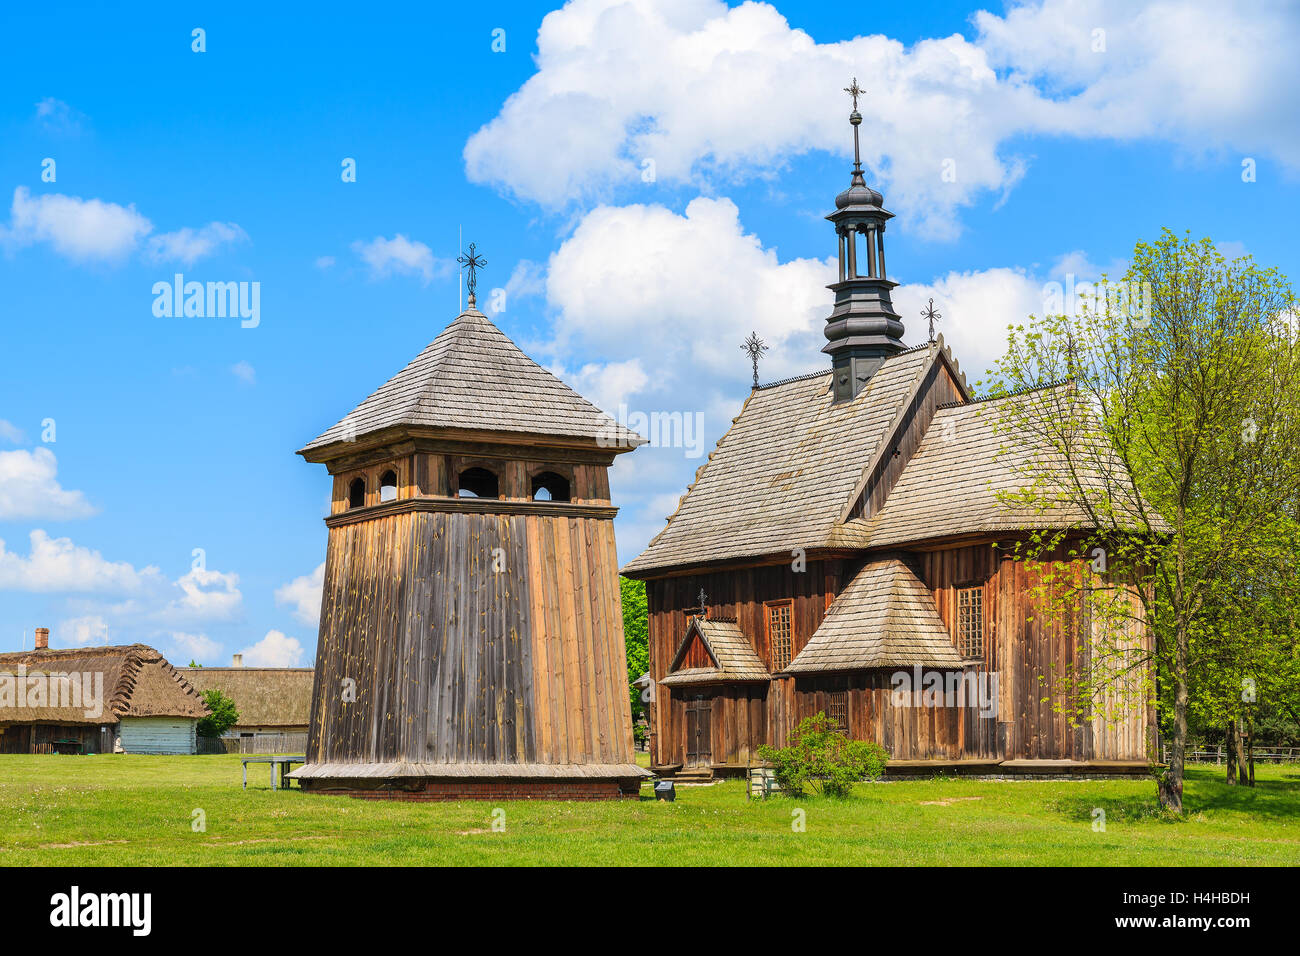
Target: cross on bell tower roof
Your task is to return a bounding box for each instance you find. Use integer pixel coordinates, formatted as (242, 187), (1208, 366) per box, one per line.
(456, 242), (487, 309)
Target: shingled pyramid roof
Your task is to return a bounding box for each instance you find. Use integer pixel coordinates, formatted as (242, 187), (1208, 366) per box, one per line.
(784, 556), (964, 673)
(300, 307), (645, 458)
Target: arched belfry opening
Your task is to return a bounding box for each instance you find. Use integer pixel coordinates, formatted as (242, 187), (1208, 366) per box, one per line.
(531, 471), (570, 502)
(348, 477), (366, 509)
(457, 467), (499, 499)
(379, 470), (398, 502)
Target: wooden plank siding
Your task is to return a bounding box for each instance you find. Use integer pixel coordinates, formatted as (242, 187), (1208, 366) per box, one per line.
(645, 539), (1150, 768)
(306, 509), (636, 770)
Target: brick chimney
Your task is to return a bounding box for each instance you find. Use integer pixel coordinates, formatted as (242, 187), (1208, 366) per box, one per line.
(35, 627), (49, 650)
(232, 653), (243, 667)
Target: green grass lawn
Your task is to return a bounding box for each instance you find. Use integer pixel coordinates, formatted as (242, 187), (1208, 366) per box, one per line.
(2, 755), (1297, 865)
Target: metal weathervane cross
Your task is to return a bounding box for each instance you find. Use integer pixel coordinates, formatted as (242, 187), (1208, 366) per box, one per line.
(697, 587), (708, 618)
(922, 297), (942, 342)
(741, 331), (769, 388)
(457, 243), (487, 304)
(843, 77), (865, 110)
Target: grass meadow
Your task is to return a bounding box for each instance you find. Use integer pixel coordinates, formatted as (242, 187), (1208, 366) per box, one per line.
(2, 754), (1297, 866)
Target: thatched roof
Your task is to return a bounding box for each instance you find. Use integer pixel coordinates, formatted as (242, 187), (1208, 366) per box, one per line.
(0, 644), (208, 724)
(661, 618), (770, 686)
(785, 557), (964, 673)
(623, 344), (938, 575)
(300, 306), (645, 459)
(182, 667), (314, 728)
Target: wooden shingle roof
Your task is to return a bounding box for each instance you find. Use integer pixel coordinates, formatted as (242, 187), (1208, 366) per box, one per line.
(300, 307), (645, 458)
(784, 557), (963, 673)
(858, 386), (1134, 549)
(0, 644), (208, 724)
(623, 346), (937, 574)
(182, 667), (314, 728)
(661, 617), (770, 686)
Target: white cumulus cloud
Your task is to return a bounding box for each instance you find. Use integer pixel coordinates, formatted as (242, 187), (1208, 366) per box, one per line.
(0, 187), (247, 265)
(1, 187), (151, 262)
(145, 221), (247, 266)
(275, 562), (324, 627)
(0, 447), (96, 520)
(351, 234), (450, 284)
(465, 0), (1300, 237)
(0, 530), (156, 593)
(239, 629), (306, 667)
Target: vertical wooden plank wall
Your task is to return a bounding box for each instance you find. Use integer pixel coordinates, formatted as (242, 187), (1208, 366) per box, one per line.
(307, 510), (635, 769)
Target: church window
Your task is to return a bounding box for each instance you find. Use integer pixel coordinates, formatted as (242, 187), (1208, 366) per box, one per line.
(379, 470), (398, 502)
(347, 477), (366, 509)
(957, 586), (983, 659)
(766, 600), (793, 672)
(827, 689), (849, 733)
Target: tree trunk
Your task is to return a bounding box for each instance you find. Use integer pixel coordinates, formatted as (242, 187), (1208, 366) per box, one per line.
(1246, 712), (1255, 787)
(1225, 719), (1239, 785)
(1158, 626), (1189, 813)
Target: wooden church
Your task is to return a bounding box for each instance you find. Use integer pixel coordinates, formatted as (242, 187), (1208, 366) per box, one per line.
(622, 83), (1153, 778)
(291, 263), (648, 799)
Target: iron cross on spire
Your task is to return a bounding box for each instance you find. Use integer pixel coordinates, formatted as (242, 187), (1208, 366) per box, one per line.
(843, 77), (865, 110)
(741, 331), (769, 389)
(922, 297), (942, 342)
(696, 587), (708, 619)
(843, 77), (866, 183)
(456, 242), (487, 306)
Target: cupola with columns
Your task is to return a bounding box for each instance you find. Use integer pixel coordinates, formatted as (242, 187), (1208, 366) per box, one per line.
(823, 78), (907, 402)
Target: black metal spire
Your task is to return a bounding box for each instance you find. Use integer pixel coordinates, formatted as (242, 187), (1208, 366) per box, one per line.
(822, 79), (905, 402)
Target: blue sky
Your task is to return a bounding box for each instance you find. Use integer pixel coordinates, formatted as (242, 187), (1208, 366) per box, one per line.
(1, 0), (1297, 664)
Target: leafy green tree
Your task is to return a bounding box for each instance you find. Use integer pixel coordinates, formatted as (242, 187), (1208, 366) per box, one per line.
(196, 689), (239, 738)
(988, 229), (1300, 813)
(757, 712), (888, 797)
(620, 576), (649, 728)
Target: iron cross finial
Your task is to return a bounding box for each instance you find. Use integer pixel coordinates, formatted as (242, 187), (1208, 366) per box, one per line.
(697, 587), (707, 618)
(922, 297), (942, 342)
(456, 242), (487, 305)
(843, 77), (865, 111)
(741, 331), (769, 389)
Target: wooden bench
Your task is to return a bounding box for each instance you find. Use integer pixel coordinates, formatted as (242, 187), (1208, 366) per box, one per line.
(241, 755), (306, 791)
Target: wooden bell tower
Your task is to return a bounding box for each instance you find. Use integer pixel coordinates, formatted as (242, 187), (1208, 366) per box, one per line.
(291, 272), (647, 799)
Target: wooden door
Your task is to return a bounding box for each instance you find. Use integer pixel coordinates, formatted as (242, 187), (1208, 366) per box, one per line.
(685, 696), (712, 768)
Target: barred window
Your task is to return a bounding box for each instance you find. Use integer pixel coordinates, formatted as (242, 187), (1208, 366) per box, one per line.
(827, 690), (849, 733)
(767, 601), (793, 672)
(957, 586), (983, 658)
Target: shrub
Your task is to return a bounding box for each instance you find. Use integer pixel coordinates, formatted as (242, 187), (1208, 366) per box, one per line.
(196, 689), (239, 738)
(757, 712), (888, 797)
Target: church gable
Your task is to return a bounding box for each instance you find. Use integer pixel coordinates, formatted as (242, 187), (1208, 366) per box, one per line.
(839, 339), (969, 524)
(661, 618), (770, 686)
(622, 345), (935, 576)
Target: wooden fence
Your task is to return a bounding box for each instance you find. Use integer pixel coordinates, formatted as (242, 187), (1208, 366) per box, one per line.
(196, 733), (308, 755)
(1163, 744), (1300, 765)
